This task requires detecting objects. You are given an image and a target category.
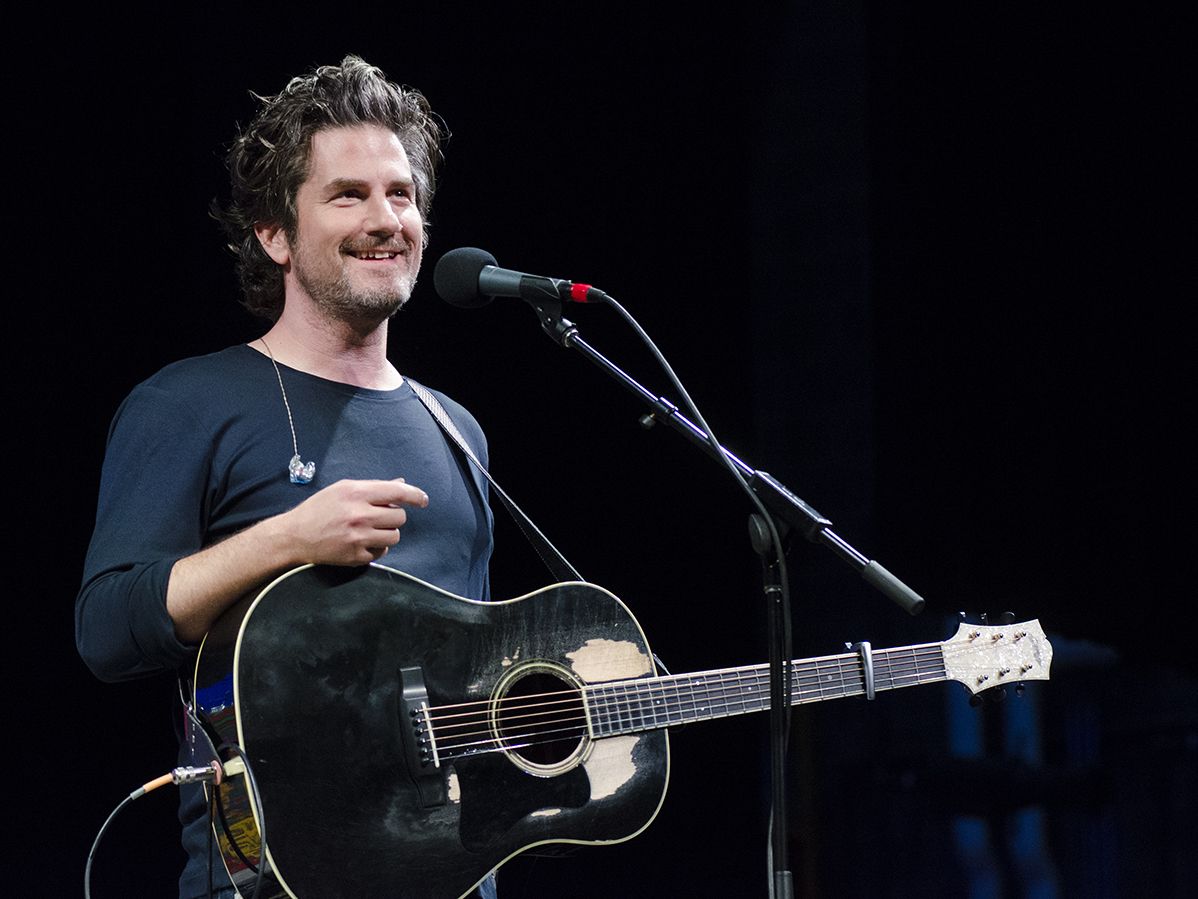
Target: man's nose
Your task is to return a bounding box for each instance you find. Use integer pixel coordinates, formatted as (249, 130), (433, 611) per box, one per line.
(362, 193), (402, 235)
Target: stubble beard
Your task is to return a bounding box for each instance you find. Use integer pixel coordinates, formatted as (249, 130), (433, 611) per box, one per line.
(294, 243), (418, 328)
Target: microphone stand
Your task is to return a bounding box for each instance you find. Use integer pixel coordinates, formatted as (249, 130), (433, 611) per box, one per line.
(525, 295), (924, 898)
(528, 299), (925, 614)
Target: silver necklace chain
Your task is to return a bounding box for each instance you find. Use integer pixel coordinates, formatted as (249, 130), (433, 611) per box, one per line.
(259, 338), (316, 484)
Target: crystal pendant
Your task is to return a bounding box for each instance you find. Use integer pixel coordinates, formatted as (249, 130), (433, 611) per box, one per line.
(288, 453), (316, 485)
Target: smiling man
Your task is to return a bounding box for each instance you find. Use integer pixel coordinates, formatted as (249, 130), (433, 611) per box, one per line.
(258, 125), (425, 338)
(76, 57), (496, 899)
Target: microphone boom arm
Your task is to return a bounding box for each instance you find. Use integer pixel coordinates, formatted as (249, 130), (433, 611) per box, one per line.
(533, 298), (924, 616)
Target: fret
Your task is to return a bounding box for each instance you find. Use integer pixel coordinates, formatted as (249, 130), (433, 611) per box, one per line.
(632, 679), (653, 731)
(665, 672), (686, 725)
(693, 674), (711, 720)
(880, 648), (907, 689)
(588, 685), (609, 737)
(711, 671), (731, 719)
(675, 673), (707, 724)
(874, 650), (897, 691)
(801, 657), (831, 702)
(600, 683), (621, 735)
(647, 681), (663, 728)
(672, 676), (693, 725)
(710, 673), (726, 718)
(722, 673), (744, 716)
(811, 657), (838, 702)
(615, 682), (636, 733)
(630, 680), (647, 730)
(882, 648), (908, 689)
(691, 674), (710, 721)
(640, 680), (661, 728)
(803, 661), (830, 702)
(594, 684), (617, 736)
(620, 681), (639, 733)
(836, 651), (851, 699)
(607, 684), (623, 731)
(596, 685), (608, 733)
(734, 668), (762, 716)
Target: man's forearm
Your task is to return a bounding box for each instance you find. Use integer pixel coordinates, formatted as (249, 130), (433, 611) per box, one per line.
(166, 513), (300, 643)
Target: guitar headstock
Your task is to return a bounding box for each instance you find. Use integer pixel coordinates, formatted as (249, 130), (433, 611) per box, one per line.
(942, 619), (1052, 695)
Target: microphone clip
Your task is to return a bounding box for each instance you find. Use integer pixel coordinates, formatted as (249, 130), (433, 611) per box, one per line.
(524, 291), (578, 348)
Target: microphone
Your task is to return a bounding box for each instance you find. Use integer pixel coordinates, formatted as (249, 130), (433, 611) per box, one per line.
(434, 247), (606, 308)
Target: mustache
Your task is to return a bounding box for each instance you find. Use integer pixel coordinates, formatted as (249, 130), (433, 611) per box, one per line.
(340, 238), (412, 255)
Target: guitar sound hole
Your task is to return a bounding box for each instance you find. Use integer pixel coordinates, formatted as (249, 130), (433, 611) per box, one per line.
(497, 670), (584, 768)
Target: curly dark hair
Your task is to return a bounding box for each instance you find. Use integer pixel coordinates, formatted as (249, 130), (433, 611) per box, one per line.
(212, 55), (445, 321)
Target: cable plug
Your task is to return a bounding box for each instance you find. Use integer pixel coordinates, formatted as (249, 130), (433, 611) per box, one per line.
(171, 762), (223, 786)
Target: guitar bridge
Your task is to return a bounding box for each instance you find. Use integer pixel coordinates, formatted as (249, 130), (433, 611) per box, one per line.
(399, 666), (447, 808)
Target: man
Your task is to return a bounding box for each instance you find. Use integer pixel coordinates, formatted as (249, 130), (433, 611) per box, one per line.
(77, 56), (496, 898)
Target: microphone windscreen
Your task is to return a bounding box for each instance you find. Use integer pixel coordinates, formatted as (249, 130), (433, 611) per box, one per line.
(434, 247), (497, 308)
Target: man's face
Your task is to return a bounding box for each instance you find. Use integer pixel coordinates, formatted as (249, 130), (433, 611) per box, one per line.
(274, 124), (424, 324)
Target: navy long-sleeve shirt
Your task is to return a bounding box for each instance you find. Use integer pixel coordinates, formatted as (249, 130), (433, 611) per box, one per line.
(77, 344), (493, 897)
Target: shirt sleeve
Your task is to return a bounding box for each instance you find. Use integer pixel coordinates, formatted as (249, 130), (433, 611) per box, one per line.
(76, 383), (212, 682)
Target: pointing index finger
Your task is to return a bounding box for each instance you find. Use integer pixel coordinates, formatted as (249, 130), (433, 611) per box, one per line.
(391, 478), (430, 508)
(360, 478), (429, 508)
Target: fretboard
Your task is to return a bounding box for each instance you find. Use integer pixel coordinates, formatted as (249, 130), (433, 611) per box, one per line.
(584, 641), (948, 737)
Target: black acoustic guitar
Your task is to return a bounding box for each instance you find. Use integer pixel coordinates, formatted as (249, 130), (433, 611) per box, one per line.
(193, 563), (1052, 899)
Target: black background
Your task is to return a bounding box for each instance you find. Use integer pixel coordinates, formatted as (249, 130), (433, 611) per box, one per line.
(19, 4), (1192, 898)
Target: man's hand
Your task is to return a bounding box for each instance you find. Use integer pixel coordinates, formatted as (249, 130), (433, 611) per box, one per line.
(279, 478), (429, 565)
(166, 478), (428, 642)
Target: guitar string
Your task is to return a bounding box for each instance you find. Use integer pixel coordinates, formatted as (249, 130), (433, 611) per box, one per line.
(433, 650), (946, 720)
(432, 651), (951, 762)
(422, 646), (947, 726)
(434, 660), (951, 761)
(426, 647), (946, 722)
(425, 649), (950, 760)
(445, 658), (945, 740)
(423, 648), (948, 739)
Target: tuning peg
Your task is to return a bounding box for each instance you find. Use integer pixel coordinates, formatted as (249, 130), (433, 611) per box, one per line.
(1015, 683), (1025, 698)
(967, 686), (1009, 708)
(1000, 611), (1016, 624)
(979, 612), (989, 624)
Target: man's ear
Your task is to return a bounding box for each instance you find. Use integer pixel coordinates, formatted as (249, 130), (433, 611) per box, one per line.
(255, 222), (290, 265)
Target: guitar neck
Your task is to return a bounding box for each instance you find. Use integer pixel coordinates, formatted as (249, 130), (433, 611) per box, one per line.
(585, 640), (948, 737)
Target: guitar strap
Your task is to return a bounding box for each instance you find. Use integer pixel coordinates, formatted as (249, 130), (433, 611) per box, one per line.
(408, 378), (584, 584)
(410, 381), (671, 679)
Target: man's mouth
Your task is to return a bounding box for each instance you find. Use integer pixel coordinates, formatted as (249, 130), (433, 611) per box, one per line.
(347, 249), (403, 260)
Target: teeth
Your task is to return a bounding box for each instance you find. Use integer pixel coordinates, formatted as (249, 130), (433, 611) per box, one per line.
(354, 251), (398, 259)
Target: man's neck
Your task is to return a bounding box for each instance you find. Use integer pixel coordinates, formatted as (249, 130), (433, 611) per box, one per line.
(254, 303), (402, 390)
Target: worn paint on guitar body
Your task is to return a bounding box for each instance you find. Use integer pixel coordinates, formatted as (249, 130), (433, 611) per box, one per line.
(194, 564), (669, 899)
